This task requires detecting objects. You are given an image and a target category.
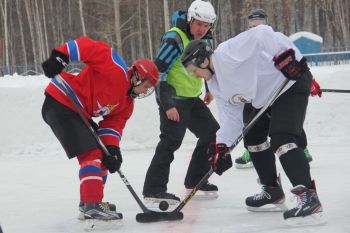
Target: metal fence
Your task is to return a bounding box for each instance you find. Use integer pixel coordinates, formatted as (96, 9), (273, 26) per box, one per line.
(304, 51), (350, 66)
(0, 63), (84, 77)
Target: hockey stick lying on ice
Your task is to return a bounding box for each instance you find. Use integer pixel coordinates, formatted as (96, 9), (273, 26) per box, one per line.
(54, 75), (183, 222)
(136, 78), (290, 223)
(321, 88), (350, 93)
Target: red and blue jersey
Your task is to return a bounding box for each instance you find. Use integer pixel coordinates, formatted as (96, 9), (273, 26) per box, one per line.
(45, 37), (134, 147)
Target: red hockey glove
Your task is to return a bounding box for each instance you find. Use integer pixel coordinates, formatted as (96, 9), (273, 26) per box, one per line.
(207, 143), (232, 175)
(310, 79), (322, 97)
(273, 48), (309, 80)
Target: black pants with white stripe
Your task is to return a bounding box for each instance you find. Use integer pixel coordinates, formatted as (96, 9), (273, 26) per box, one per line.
(243, 74), (313, 188)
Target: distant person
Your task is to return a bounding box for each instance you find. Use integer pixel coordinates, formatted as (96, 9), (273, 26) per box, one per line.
(234, 9), (321, 169)
(41, 37), (159, 222)
(181, 23), (325, 225)
(142, 0), (220, 210)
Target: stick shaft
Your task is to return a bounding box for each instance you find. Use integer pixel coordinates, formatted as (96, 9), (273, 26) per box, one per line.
(321, 89), (350, 93)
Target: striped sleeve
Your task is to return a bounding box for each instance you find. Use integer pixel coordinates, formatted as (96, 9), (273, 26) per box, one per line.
(154, 31), (183, 81)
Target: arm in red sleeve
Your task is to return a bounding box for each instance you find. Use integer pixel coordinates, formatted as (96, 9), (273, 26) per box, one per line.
(54, 37), (113, 73)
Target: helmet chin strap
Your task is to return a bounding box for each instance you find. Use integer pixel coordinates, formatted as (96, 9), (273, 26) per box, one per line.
(127, 82), (137, 98)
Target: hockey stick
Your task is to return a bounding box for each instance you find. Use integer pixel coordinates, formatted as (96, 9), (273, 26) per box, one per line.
(136, 78), (290, 222)
(321, 88), (350, 93)
(54, 75), (183, 222)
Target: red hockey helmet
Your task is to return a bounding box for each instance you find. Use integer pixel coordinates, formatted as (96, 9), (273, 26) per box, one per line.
(131, 58), (159, 86)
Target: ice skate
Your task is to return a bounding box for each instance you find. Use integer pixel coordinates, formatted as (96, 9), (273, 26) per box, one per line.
(284, 181), (326, 226)
(185, 181), (219, 200)
(143, 192), (181, 212)
(235, 150), (253, 169)
(246, 176), (287, 212)
(78, 201), (117, 220)
(82, 202), (123, 231)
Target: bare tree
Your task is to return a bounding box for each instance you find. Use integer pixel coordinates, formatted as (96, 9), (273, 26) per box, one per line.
(79, 0), (87, 36)
(0, 0), (349, 75)
(0, 0), (10, 72)
(146, 0), (153, 59)
(113, 0), (123, 55)
(16, 0), (28, 68)
(163, 0), (170, 31)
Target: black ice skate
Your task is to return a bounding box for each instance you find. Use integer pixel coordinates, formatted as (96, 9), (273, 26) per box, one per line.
(78, 201), (117, 220)
(144, 192), (181, 212)
(235, 149), (253, 169)
(82, 202), (123, 231)
(284, 181), (326, 226)
(83, 202), (123, 220)
(186, 181), (219, 200)
(246, 176), (287, 212)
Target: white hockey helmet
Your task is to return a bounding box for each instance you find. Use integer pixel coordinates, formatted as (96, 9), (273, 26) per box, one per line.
(187, 0), (216, 24)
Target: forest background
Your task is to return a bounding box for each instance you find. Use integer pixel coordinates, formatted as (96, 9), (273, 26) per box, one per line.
(0, 0), (349, 75)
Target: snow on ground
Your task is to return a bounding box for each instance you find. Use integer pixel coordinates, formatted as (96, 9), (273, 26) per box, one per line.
(0, 65), (349, 233)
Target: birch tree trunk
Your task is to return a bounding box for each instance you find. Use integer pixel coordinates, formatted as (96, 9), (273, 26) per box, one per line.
(113, 0), (123, 56)
(79, 0), (86, 36)
(1, 0), (10, 73)
(146, 0), (153, 59)
(16, 0), (28, 68)
(24, 1), (39, 67)
(41, 0), (49, 57)
(163, 0), (170, 31)
(34, 0), (45, 64)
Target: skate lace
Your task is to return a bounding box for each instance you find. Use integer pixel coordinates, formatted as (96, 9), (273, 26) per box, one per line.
(292, 191), (307, 209)
(253, 185), (271, 200)
(101, 202), (110, 210)
(99, 203), (111, 212)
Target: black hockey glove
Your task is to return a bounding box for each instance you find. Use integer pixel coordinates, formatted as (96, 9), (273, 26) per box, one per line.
(102, 146), (123, 173)
(207, 143), (232, 176)
(273, 48), (309, 80)
(41, 50), (69, 78)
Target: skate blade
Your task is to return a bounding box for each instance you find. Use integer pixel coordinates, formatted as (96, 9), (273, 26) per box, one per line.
(235, 162), (253, 169)
(144, 198), (180, 212)
(78, 212), (85, 221)
(84, 219), (122, 231)
(185, 189), (218, 200)
(247, 202), (288, 212)
(78, 212), (123, 221)
(285, 212), (327, 227)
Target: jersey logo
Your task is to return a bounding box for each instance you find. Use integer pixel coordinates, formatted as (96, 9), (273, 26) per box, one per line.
(229, 94), (247, 105)
(93, 101), (119, 117)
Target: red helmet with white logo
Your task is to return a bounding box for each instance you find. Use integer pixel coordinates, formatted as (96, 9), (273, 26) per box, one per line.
(131, 58), (159, 86)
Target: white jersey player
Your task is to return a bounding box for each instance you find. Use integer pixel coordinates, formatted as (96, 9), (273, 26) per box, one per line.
(181, 24), (325, 226)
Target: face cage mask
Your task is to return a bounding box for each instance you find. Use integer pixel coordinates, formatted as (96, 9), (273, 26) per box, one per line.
(130, 70), (155, 99)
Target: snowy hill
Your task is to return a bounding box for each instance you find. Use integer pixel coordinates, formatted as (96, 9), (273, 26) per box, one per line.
(0, 65), (350, 233)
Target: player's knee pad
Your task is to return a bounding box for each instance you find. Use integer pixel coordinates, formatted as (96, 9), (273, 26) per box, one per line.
(270, 134), (298, 157)
(246, 140), (271, 153)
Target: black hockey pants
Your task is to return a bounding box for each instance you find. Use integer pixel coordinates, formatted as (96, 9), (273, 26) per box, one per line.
(143, 97), (219, 195)
(243, 75), (313, 188)
(42, 94), (99, 159)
